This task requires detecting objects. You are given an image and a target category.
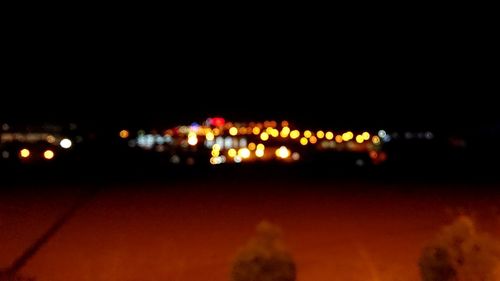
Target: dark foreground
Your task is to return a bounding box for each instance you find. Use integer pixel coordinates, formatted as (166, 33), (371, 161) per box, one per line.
(1, 173), (499, 281)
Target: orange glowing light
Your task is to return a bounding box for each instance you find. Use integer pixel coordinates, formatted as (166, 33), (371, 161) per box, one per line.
(119, 130), (129, 139)
(335, 135), (343, 143)
(309, 136), (318, 144)
(252, 127), (261, 135)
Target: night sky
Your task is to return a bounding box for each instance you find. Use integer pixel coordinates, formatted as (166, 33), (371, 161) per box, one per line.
(2, 19), (497, 134)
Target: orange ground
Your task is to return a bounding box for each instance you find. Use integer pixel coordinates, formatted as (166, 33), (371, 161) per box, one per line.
(1, 180), (499, 281)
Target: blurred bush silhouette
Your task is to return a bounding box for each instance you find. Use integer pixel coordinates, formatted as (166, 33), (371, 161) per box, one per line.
(231, 220), (296, 281)
(419, 216), (500, 281)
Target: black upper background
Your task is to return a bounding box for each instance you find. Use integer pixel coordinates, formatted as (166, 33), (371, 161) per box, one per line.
(2, 15), (498, 135)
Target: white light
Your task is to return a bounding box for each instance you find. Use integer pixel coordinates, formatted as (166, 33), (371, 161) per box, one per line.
(60, 138), (72, 149)
(238, 148), (251, 159)
(292, 152), (300, 161)
(276, 146), (290, 159)
(188, 136), (198, 146)
(255, 149), (264, 158)
(378, 130), (387, 138)
(234, 156), (242, 163)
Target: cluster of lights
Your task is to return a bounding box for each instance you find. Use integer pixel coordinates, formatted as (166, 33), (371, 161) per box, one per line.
(122, 118), (396, 166)
(18, 148), (55, 160)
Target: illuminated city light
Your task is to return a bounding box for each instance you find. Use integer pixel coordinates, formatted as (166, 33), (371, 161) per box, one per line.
(256, 143), (265, 151)
(20, 148), (30, 158)
(43, 150), (55, 160)
(248, 142), (256, 150)
(228, 148), (237, 158)
(281, 120), (289, 127)
(325, 131), (334, 140)
(255, 149), (265, 158)
(290, 130), (300, 139)
(229, 127), (238, 136)
(206, 132), (215, 141)
(46, 135), (56, 143)
(304, 130), (312, 138)
(270, 129), (279, 138)
(300, 137), (308, 146)
(188, 133), (198, 146)
(316, 131), (325, 139)
(119, 130), (129, 139)
(234, 156), (242, 163)
(260, 132), (269, 141)
(356, 135), (364, 143)
(239, 127), (247, 134)
(378, 130), (387, 138)
(252, 127), (261, 135)
(309, 136), (318, 144)
(211, 149), (220, 157)
(362, 132), (370, 140)
(238, 148), (251, 159)
(372, 136), (381, 144)
(369, 150), (378, 159)
(60, 138), (72, 149)
(2, 151), (9, 159)
(280, 127), (290, 138)
(342, 132), (353, 142)
(276, 146), (290, 159)
(292, 152), (300, 161)
(335, 135), (343, 143)
(266, 127), (274, 134)
(212, 144), (221, 151)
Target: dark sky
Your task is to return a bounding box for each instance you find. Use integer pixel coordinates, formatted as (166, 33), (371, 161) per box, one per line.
(2, 19), (497, 133)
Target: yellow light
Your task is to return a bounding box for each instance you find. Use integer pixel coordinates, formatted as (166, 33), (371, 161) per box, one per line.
(290, 130), (300, 139)
(211, 149), (220, 157)
(325, 131), (334, 140)
(276, 146), (290, 159)
(248, 142), (256, 150)
(20, 148), (30, 158)
(206, 132), (215, 141)
(362, 132), (370, 140)
(43, 150), (54, 160)
(256, 143), (265, 150)
(300, 137), (308, 145)
(188, 136), (198, 146)
(119, 130), (129, 139)
(212, 144), (221, 151)
(271, 129), (279, 138)
(266, 127), (274, 134)
(229, 127), (238, 136)
(335, 135), (343, 143)
(309, 136), (318, 144)
(260, 132), (269, 141)
(280, 127), (290, 138)
(342, 131), (353, 141)
(255, 149), (265, 158)
(238, 148), (251, 159)
(316, 130), (325, 139)
(372, 136), (381, 144)
(304, 130), (312, 138)
(356, 135), (364, 143)
(228, 148), (237, 157)
(252, 127), (261, 135)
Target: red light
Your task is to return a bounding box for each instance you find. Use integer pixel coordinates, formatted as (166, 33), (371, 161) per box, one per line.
(210, 117), (225, 127)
